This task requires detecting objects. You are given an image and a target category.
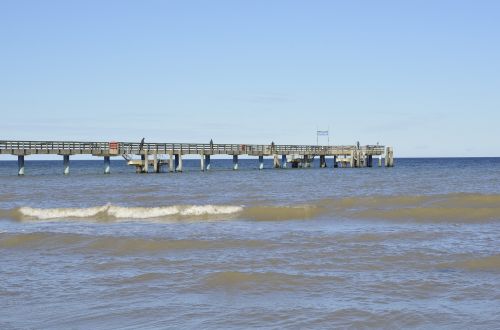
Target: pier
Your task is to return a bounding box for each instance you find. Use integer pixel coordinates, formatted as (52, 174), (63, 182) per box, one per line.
(0, 140), (394, 175)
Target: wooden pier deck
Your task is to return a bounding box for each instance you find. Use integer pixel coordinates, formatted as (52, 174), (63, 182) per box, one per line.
(0, 140), (394, 175)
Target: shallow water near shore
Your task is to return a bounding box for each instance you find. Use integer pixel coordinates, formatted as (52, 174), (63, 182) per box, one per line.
(1, 158), (499, 329)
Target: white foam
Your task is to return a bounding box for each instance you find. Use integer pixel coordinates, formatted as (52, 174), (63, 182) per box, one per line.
(17, 204), (244, 220)
(180, 205), (244, 216)
(107, 205), (180, 219)
(18, 205), (108, 219)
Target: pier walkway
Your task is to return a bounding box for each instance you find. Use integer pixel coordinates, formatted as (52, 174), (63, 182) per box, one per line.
(0, 140), (394, 175)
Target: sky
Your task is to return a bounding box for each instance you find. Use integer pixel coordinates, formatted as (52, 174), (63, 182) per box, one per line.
(1, 0), (499, 157)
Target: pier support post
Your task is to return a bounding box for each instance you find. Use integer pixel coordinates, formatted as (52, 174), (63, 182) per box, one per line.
(303, 155), (309, 168)
(367, 155), (373, 168)
(143, 150), (149, 173)
(281, 155), (287, 168)
(385, 147), (394, 167)
(320, 155), (326, 168)
(350, 151), (354, 168)
(273, 155), (280, 168)
(104, 156), (110, 174)
(333, 155), (338, 168)
(378, 155), (382, 167)
(63, 155), (70, 175)
(200, 154), (205, 171)
(233, 155), (239, 170)
(153, 152), (159, 173)
(18, 155), (25, 176)
(175, 154), (183, 172)
(258, 156), (264, 170)
(205, 155), (211, 170)
(169, 153), (174, 172)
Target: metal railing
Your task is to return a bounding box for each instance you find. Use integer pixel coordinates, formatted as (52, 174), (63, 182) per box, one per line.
(0, 140), (386, 156)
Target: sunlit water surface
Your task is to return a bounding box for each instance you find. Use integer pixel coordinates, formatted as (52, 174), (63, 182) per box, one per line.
(1, 158), (499, 329)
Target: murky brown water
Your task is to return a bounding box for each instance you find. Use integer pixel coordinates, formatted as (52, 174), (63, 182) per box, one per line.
(1, 158), (499, 329)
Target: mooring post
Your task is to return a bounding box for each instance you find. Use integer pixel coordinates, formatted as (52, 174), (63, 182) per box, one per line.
(63, 155), (70, 175)
(18, 155), (25, 176)
(378, 155), (382, 167)
(104, 156), (111, 174)
(200, 154), (205, 171)
(205, 154), (211, 170)
(281, 154), (287, 168)
(258, 155), (264, 170)
(350, 151), (354, 168)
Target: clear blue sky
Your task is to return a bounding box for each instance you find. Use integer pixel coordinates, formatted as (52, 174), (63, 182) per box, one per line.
(1, 0), (499, 157)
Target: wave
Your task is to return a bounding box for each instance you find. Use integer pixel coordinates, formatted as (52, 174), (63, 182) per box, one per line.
(13, 204), (243, 221)
(0, 232), (269, 253)
(240, 205), (325, 221)
(439, 255), (500, 271)
(6, 204), (323, 222)
(2, 193), (500, 222)
(201, 271), (338, 290)
(320, 193), (500, 223)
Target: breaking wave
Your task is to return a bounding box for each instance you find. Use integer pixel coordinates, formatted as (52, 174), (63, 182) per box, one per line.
(14, 204), (244, 221)
(6, 204), (324, 222)
(1, 193), (499, 222)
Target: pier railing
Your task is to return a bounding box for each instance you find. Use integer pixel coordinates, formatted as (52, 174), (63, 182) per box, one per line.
(0, 140), (386, 156)
(1, 140), (394, 175)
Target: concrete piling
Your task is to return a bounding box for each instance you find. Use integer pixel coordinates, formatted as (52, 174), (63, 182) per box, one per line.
(175, 154), (183, 172)
(205, 155), (211, 170)
(233, 155), (239, 170)
(259, 156), (264, 170)
(104, 156), (110, 174)
(303, 155), (310, 168)
(143, 150), (149, 173)
(18, 155), (25, 176)
(320, 155), (326, 168)
(367, 155), (373, 168)
(385, 147), (394, 167)
(63, 155), (70, 175)
(281, 155), (287, 168)
(273, 155), (280, 168)
(169, 153), (174, 172)
(153, 153), (159, 173)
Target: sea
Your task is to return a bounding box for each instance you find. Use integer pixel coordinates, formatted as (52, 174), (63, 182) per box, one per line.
(1, 157), (499, 329)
